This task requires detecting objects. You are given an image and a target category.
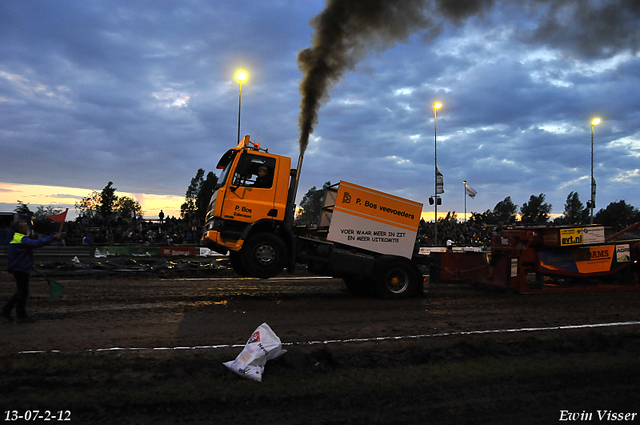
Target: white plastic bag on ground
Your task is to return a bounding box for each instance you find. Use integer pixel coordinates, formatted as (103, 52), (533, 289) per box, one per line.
(223, 323), (286, 382)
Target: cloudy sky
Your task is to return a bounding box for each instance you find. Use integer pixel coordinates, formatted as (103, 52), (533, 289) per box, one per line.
(1, 0), (638, 221)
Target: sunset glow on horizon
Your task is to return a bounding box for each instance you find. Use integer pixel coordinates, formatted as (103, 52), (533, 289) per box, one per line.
(0, 182), (184, 220)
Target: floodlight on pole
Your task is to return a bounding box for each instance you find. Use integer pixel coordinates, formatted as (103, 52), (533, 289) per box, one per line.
(236, 70), (248, 144)
(589, 117), (601, 224)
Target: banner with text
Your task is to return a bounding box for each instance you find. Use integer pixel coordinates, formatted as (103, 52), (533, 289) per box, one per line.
(327, 181), (423, 259)
(539, 245), (617, 274)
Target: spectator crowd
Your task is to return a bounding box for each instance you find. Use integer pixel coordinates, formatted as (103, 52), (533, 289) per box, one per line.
(57, 214), (202, 247)
(55, 214), (495, 249)
(11, 209), (496, 249)
(416, 218), (494, 248)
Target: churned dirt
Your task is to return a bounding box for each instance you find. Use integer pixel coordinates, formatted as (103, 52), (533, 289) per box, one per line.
(1, 258), (640, 424)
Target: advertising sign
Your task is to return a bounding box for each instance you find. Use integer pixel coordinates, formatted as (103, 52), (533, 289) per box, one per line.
(616, 244), (630, 263)
(95, 246), (159, 257)
(559, 228), (583, 246)
(557, 226), (605, 246)
(160, 247), (195, 257)
(582, 226), (605, 244)
(327, 181), (423, 259)
(539, 245), (615, 274)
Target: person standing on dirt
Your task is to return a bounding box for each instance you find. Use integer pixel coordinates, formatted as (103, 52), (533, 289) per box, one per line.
(1, 220), (61, 324)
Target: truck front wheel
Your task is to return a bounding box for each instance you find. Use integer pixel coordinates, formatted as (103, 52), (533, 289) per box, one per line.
(229, 251), (248, 276)
(375, 259), (420, 299)
(241, 232), (287, 279)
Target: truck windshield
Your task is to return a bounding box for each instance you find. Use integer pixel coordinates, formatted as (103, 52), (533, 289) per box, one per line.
(215, 150), (238, 189)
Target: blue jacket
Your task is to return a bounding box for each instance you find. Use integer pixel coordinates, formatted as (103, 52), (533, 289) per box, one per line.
(8, 232), (55, 273)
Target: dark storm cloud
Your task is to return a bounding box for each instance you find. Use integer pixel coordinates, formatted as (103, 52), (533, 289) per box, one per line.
(297, 0), (640, 157)
(296, 0), (502, 154)
(0, 0), (313, 195)
(523, 0), (640, 59)
(0, 0), (638, 219)
(293, 0), (639, 212)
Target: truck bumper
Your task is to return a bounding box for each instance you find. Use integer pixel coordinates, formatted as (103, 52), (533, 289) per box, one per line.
(201, 230), (244, 253)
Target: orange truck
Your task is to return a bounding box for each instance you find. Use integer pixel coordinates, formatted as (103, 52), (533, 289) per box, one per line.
(202, 136), (427, 298)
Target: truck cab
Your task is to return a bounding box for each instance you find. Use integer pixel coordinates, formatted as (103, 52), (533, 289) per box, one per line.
(202, 136), (293, 277)
(203, 136), (425, 298)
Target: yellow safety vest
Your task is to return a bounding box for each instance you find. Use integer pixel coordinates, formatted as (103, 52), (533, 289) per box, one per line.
(10, 232), (26, 244)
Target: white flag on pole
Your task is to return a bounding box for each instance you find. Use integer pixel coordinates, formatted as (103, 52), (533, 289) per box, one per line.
(465, 183), (477, 198)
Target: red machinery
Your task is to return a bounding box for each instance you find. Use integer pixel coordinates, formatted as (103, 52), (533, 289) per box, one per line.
(433, 222), (640, 294)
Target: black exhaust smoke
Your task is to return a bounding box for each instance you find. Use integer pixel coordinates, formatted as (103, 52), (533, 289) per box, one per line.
(296, 0), (640, 155)
(290, 0), (639, 227)
(296, 0), (497, 155)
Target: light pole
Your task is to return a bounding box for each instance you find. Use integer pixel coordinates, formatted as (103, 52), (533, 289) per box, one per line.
(589, 117), (601, 224)
(433, 101), (442, 245)
(236, 70), (248, 144)
(463, 180), (467, 222)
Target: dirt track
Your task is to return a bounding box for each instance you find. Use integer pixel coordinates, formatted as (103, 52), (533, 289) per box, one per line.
(1, 267), (640, 424)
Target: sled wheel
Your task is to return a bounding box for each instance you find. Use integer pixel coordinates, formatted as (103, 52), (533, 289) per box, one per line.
(241, 232), (287, 279)
(375, 259), (419, 299)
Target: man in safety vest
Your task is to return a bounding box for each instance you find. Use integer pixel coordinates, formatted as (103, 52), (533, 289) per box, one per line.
(1, 220), (61, 323)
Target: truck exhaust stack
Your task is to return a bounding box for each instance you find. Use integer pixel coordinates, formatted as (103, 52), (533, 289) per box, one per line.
(284, 154), (304, 230)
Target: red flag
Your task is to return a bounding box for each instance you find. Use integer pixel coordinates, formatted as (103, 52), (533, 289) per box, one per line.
(47, 208), (68, 223)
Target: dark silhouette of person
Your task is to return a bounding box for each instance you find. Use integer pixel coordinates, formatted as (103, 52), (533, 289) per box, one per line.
(2, 220), (61, 323)
(254, 165), (271, 188)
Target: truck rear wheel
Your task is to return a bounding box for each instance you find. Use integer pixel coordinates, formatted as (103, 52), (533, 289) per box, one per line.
(375, 259), (420, 299)
(241, 232), (287, 279)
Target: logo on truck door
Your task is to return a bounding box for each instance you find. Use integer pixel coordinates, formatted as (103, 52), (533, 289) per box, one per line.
(234, 205), (252, 218)
(341, 190), (417, 222)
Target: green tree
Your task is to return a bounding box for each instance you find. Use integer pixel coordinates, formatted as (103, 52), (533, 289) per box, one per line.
(75, 183), (142, 222)
(75, 191), (102, 220)
(100, 182), (118, 220)
(520, 193), (552, 225)
(296, 182), (331, 226)
(181, 169), (219, 222)
(440, 211), (458, 223)
(493, 196), (518, 225)
(594, 200), (640, 232)
(181, 169), (205, 219)
(559, 191), (588, 225)
(470, 210), (494, 224)
(117, 196), (144, 220)
(14, 200), (33, 216)
(196, 171), (218, 221)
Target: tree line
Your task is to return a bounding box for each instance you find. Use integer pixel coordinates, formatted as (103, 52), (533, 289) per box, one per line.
(295, 184), (640, 233)
(74, 181), (144, 221)
(471, 191), (640, 232)
(13, 171), (638, 236)
(14, 181), (145, 234)
(14, 171), (219, 226)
